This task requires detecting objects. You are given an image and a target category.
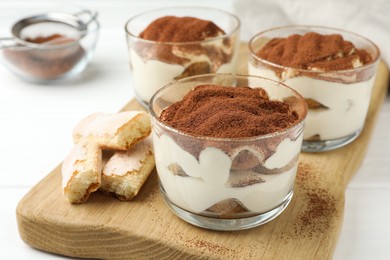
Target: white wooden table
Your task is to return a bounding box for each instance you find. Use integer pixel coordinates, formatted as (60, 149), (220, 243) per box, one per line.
(0, 1), (389, 259)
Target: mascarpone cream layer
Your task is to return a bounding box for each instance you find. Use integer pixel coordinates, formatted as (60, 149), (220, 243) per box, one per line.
(248, 64), (376, 140)
(130, 45), (238, 102)
(152, 133), (302, 213)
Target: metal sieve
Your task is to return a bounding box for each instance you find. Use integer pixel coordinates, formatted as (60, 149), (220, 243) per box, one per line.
(0, 9), (98, 48)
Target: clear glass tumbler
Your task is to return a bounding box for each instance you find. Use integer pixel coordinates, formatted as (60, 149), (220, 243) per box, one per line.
(149, 74), (307, 231)
(125, 7), (240, 107)
(248, 26), (380, 152)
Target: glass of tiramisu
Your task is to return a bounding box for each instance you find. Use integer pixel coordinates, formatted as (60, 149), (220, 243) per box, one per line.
(149, 74), (307, 230)
(248, 26), (380, 152)
(125, 7), (240, 107)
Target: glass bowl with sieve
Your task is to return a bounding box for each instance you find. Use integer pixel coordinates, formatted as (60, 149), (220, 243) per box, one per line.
(0, 5), (99, 82)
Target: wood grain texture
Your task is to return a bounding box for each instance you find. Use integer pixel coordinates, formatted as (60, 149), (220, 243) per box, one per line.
(16, 44), (389, 260)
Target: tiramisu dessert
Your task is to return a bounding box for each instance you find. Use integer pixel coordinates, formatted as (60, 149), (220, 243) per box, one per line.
(149, 74), (307, 230)
(125, 7), (240, 105)
(248, 26), (380, 151)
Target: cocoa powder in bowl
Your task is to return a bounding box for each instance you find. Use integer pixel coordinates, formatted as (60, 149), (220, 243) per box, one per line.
(3, 34), (85, 80)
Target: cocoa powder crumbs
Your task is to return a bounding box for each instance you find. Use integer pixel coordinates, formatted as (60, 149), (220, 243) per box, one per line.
(257, 32), (372, 71)
(293, 163), (338, 239)
(159, 85), (299, 138)
(183, 237), (236, 257)
(140, 16), (225, 42)
(296, 189), (337, 238)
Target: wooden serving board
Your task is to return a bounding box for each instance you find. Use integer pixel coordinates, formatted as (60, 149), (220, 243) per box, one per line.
(17, 45), (389, 260)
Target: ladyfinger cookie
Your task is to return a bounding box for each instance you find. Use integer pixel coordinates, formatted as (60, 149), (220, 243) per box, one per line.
(73, 111), (151, 150)
(61, 141), (102, 204)
(100, 136), (155, 201)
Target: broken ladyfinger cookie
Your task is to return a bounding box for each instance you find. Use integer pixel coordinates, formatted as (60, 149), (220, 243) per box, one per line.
(61, 141), (102, 204)
(100, 136), (155, 201)
(72, 111), (151, 151)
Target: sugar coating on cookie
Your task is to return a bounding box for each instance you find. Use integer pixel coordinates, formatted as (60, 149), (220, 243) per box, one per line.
(100, 136), (155, 201)
(73, 111), (151, 150)
(61, 141), (102, 204)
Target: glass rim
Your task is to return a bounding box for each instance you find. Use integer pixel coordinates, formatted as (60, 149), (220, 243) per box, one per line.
(6, 10), (99, 50)
(248, 25), (381, 74)
(149, 73), (308, 142)
(124, 6), (241, 46)
(8, 37), (84, 50)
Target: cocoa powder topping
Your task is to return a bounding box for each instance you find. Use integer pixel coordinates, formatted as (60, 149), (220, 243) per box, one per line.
(159, 85), (299, 138)
(135, 16), (233, 74)
(257, 32), (372, 71)
(139, 16), (225, 42)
